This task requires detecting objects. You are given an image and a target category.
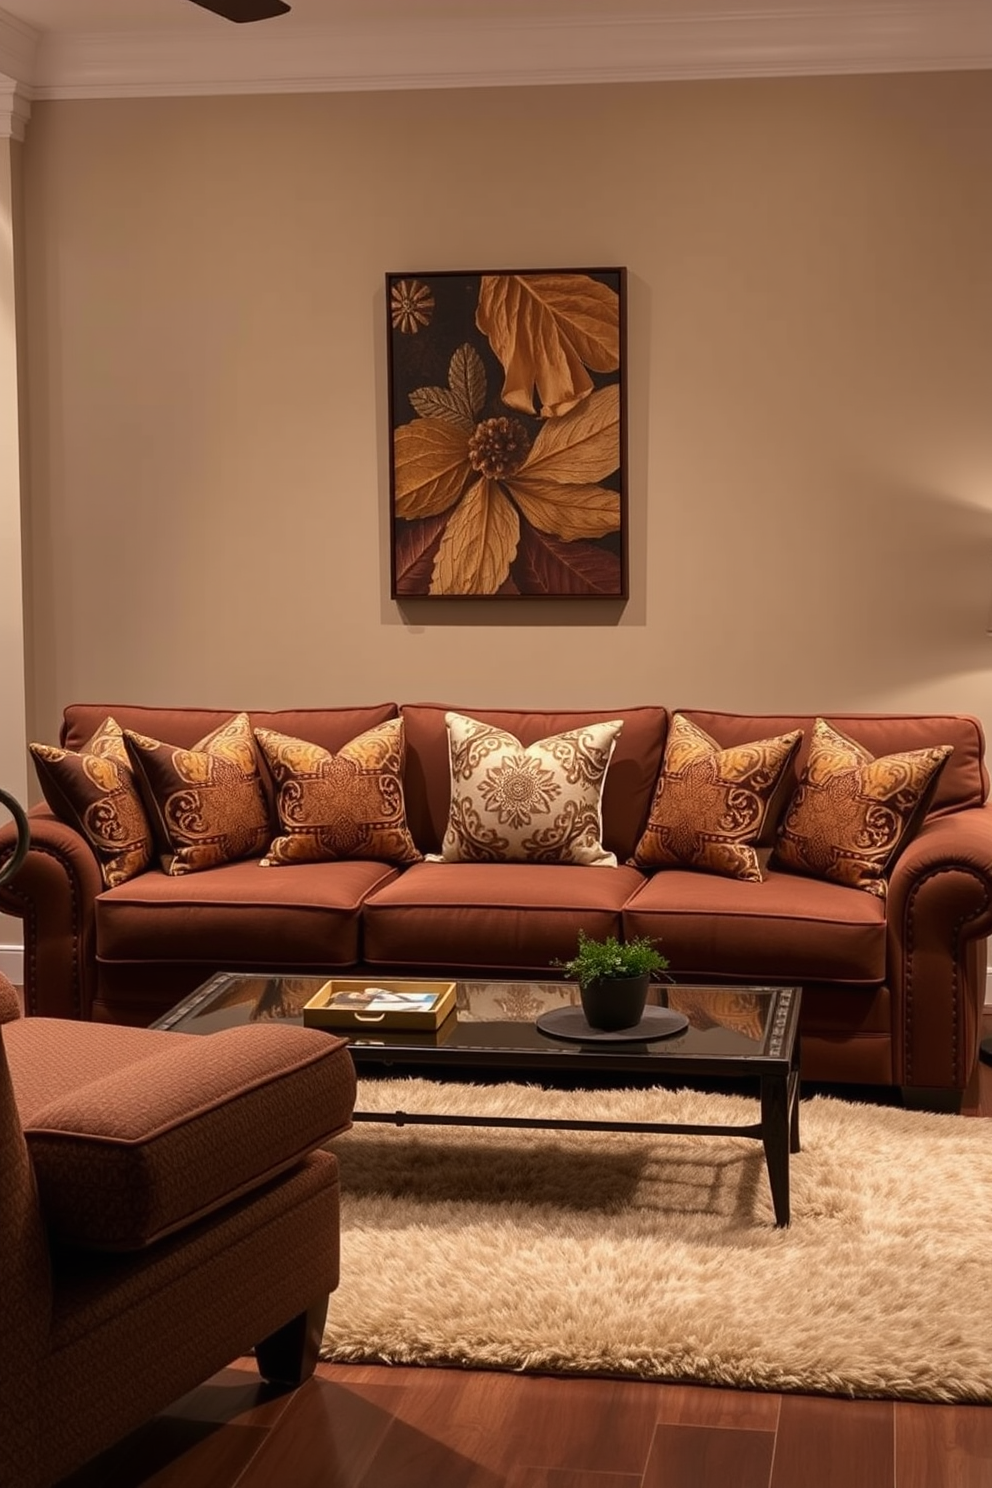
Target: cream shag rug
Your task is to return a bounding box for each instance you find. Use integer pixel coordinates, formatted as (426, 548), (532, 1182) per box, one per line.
(321, 1079), (992, 1402)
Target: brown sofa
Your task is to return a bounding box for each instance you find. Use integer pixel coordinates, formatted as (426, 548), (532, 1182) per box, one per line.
(0, 969), (356, 1488)
(2, 701), (990, 1110)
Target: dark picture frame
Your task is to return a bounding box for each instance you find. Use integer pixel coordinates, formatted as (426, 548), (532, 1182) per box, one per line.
(386, 267), (627, 599)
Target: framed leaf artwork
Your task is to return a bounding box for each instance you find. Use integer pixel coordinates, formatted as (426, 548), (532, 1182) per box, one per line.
(386, 267), (627, 599)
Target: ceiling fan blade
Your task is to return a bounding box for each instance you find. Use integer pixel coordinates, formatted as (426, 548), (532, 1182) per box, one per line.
(188, 0), (291, 20)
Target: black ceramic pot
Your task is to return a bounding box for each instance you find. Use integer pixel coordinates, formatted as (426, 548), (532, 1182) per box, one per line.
(578, 973), (650, 1032)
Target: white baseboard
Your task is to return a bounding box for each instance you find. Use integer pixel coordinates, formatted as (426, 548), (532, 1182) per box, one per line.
(0, 943), (23, 986)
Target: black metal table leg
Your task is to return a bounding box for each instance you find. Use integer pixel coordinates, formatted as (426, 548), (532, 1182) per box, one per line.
(760, 1074), (792, 1227)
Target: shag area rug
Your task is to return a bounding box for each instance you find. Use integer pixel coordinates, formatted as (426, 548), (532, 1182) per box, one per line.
(321, 1079), (992, 1403)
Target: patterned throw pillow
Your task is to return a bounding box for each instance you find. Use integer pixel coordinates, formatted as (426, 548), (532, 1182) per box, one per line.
(430, 711), (623, 866)
(629, 713), (802, 881)
(123, 713), (270, 875)
(772, 717), (953, 897)
(30, 716), (153, 888)
(254, 717), (421, 866)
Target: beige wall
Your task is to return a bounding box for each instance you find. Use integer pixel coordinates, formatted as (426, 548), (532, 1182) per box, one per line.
(16, 72), (992, 758)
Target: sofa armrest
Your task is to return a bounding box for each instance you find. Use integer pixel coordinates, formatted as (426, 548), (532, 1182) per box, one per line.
(24, 1023), (357, 1251)
(885, 805), (992, 1092)
(0, 807), (105, 1019)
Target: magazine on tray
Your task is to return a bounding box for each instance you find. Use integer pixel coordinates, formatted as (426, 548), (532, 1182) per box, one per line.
(303, 978), (457, 1031)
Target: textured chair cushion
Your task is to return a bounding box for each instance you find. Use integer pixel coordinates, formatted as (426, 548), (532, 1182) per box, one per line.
(124, 712), (270, 875)
(30, 716), (153, 887)
(630, 713), (802, 881)
(254, 717), (421, 867)
(772, 718), (953, 897)
(16, 1021), (356, 1251)
(430, 710), (623, 866)
(0, 971), (21, 1024)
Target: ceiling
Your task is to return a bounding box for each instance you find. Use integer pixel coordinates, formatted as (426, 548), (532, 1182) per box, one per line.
(0, 0), (989, 100)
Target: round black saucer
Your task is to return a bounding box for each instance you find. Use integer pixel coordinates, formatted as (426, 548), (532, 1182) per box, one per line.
(535, 1007), (689, 1044)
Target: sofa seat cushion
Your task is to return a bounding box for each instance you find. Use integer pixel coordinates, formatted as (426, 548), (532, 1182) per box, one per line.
(6, 1018), (356, 1250)
(95, 858), (400, 968)
(362, 860), (646, 973)
(622, 867), (886, 986)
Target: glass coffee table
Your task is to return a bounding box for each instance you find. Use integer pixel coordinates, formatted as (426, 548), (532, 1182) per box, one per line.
(153, 974), (802, 1226)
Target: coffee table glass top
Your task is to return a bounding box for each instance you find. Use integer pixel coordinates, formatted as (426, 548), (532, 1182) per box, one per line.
(154, 973), (800, 1076)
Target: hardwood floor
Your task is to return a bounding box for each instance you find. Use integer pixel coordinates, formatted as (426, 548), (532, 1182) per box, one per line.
(58, 1034), (992, 1488)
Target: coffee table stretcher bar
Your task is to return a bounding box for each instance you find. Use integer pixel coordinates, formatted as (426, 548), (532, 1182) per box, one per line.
(352, 1049), (802, 1228)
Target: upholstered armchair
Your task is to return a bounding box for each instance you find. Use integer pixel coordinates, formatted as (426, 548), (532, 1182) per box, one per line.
(0, 967), (356, 1488)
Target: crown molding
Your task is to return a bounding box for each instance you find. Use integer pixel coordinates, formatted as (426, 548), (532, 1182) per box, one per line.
(1, 4), (991, 101)
(0, 72), (30, 138)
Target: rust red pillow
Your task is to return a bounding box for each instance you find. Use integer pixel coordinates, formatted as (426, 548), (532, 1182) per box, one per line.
(772, 717), (952, 897)
(630, 713), (802, 881)
(254, 717), (421, 866)
(123, 712), (270, 875)
(30, 716), (153, 887)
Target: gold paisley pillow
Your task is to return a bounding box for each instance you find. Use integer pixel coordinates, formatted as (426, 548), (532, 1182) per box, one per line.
(772, 717), (952, 897)
(430, 711), (623, 866)
(30, 716), (153, 888)
(254, 718), (421, 867)
(123, 713), (270, 876)
(629, 714), (802, 881)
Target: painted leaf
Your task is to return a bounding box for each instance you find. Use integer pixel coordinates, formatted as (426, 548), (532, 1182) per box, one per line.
(393, 513), (448, 595)
(509, 479), (620, 541)
(515, 526), (622, 596)
(407, 343), (486, 431)
(476, 273), (620, 418)
(393, 419), (470, 519)
(408, 386), (474, 430)
(520, 385), (620, 485)
(431, 477), (520, 595)
(448, 343), (487, 421)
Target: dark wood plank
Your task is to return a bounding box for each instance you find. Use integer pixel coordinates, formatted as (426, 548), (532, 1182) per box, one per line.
(160, 1361), (302, 1427)
(506, 1470), (641, 1488)
(772, 1395), (895, 1488)
(895, 1401), (992, 1488)
(652, 1381), (780, 1431)
(56, 1419), (269, 1488)
(232, 1374), (412, 1488)
(642, 1422), (775, 1488)
(346, 1369), (507, 1488)
(470, 1372), (666, 1479)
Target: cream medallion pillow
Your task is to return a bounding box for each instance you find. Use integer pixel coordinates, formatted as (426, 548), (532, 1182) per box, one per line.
(430, 711), (623, 866)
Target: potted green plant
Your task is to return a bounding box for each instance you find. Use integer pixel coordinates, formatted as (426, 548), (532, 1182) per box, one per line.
(554, 931), (669, 1031)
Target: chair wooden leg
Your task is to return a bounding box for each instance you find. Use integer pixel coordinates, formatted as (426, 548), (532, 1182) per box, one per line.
(254, 1295), (329, 1386)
